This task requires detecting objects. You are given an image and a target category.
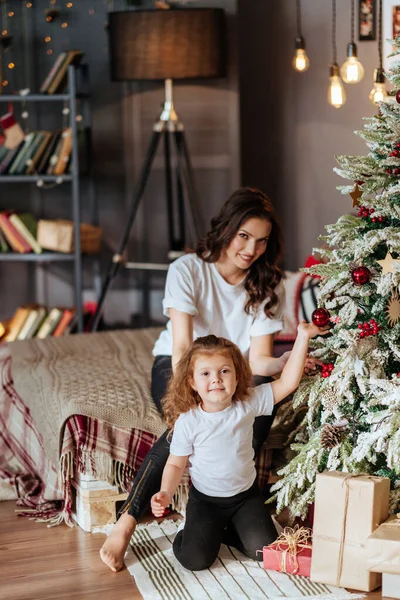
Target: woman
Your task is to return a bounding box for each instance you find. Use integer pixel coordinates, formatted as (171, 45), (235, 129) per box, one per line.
(100, 187), (317, 572)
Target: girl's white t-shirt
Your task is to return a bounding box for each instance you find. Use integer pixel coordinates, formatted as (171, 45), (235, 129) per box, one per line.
(152, 253), (285, 357)
(170, 383), (275, 497)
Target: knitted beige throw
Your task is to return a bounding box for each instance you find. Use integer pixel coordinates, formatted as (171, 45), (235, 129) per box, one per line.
(10, 328), (166, 470)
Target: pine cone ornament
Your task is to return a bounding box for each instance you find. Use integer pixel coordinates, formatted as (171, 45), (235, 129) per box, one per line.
(320, 424), (343, 449)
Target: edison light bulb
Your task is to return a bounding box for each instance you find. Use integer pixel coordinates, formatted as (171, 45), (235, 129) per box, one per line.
(292, 36), (310, 72)
(340, 43), (364, 83)
(369, 82), (387, 104)
(328, 64), (346, 108)
(369, 68), (387, 105)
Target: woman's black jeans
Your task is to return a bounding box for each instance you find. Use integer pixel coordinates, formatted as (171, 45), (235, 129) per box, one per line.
(119, 355), (276, 521)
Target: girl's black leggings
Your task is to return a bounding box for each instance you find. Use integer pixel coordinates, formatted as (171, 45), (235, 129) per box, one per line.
(173, 482), (277, 570)
(119, 355), (275, 521)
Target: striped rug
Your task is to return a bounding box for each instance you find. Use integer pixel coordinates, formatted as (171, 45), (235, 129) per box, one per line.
(124, 520), (365, 600)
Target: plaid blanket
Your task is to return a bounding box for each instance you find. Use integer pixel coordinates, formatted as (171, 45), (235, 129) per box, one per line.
(0, 346), (271, 525)
(0, 346), (62, 520)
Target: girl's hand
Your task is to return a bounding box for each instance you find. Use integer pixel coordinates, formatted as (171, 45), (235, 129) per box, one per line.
(151, 490), (172, 517)
(297, 320), (330, 340)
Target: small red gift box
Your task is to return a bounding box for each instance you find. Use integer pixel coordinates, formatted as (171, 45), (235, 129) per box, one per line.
(262, 526), (312, 577)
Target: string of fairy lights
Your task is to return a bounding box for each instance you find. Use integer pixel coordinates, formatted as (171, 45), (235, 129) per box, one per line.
(0, 0), (105, 91)
(294, 0), (386, 108)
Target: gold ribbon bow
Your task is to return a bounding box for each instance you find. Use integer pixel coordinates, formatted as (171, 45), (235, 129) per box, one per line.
(268, 525), (312, 575)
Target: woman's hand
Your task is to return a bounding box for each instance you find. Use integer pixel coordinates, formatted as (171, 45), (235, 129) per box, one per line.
(276, 351), (291, 374)
(304, 356), (324, 375)
(151, 490), (172, 517)
(277, 350), (324, 375)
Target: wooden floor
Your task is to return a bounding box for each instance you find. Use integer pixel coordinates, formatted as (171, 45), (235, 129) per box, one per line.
(0, 501), (137, 600)
(0, 500), (386, 600)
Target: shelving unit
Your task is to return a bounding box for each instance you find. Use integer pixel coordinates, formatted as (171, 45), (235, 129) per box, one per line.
(0, 65), (97, 333)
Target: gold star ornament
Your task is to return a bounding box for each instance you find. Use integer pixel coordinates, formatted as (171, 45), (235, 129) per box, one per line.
(377, 252), (400, 275)
(350, 184), (362, 207)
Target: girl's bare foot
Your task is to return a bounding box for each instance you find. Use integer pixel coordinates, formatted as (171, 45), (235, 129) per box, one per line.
(100, 512), (137, 572)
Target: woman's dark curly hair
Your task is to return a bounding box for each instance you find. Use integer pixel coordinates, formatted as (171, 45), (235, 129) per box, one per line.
(196, 187), (284, 316)
(162, 335), (253, 429)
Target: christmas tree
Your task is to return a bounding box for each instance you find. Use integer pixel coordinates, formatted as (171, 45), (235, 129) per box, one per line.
(271, 46), (400, 520)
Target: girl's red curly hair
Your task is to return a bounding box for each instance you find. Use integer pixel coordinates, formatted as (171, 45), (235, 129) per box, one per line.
(162, 335), (253, 429)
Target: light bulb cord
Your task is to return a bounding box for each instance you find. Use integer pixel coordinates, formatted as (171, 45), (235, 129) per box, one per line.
(332, 0), (337, 64)
(296, 0), (302, 37)
(378, 0), (383, 70)
(351, 0), (355, 44)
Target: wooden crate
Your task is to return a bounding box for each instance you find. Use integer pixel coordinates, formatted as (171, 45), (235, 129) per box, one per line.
(71, 480), (128, 532)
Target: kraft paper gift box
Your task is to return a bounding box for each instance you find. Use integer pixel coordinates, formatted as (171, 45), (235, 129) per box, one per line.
(367, 515), (400, 576)
(310, 471), (390, 592)
(382, 573), (400, 599)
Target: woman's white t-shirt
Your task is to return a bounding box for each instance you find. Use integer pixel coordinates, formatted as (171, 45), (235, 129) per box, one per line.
(152, 253), (285, 357)
(170, 383), (275, 497)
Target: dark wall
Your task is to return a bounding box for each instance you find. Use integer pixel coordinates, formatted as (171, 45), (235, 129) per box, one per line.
(0, 0), (238, 322)
(238, 0), (379, 270)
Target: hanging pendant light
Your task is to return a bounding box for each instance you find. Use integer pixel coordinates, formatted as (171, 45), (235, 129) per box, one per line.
(293, 0), (310, 72)
(328, 0), (346, 107)
(340, 0), (364, 83)
(369, 0), (387, 105)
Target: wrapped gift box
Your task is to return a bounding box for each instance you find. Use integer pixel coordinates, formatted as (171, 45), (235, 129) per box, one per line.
(263, 543), (312, 577)
(310, 471), (390, 592)
(263, 526), (312, 577)
(382, 573), (400, 599)
(367, 515), (400, 575)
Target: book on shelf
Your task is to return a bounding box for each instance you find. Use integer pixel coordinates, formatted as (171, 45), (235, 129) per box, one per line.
(52, 308), (76, 337)
(0, 128), (72, 176)
(39, 51), (68, 94)
(0, 212), (32, 253)
(0, 228), (10, 252)
(17, 306), (47, 340)
(53, 128), (72, 176)
(7, 133), (35, 176)
(35, 307), (64, 339)
(0, 142), (24, 175)
(0, 143), (9, 163)
(3, 306), (77, 341)
(3, 306), (33, 341)
(18, 132), (45, 176)
(9, 213), (42, 254)
(26, 131), (53, 175)
(40, 50), (84, 95)
(36, 130), (61, 174)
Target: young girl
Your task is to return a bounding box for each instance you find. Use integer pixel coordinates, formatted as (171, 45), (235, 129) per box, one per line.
(151, 328), (327, 571)
(100, 188), (320, 572)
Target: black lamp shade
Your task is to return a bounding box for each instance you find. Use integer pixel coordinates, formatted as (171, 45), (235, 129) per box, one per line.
(108, 8), (227, 81)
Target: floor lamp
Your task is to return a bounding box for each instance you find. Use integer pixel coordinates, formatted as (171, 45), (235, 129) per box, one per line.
(90, 7), (227, 332)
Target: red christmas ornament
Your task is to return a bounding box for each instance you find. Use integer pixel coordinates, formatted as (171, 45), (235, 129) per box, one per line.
(396, 90), (400, 104)
(312, 308), (331, 327)
(351, 266), (371, 286)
